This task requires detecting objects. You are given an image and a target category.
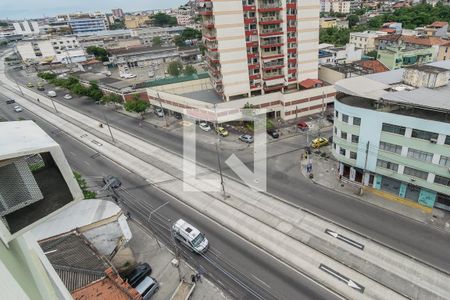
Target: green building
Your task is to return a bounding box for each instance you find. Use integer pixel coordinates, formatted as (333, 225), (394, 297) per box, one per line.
(377, 45), (433, 70)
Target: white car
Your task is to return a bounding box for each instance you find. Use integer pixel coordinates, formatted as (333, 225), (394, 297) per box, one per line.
(63, 94), (72, 100)
(13, 105), (23, 112)
(154, 107), (164, 117)
(47, 91), (56, 97)
(199, 122), (211, 132)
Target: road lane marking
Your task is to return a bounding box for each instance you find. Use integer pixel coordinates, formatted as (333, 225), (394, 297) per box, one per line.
(325, 229), (364, 250)
(69, 151), (77, 157)
(319, 264), (365, 293)
(251, 274), (271, 289)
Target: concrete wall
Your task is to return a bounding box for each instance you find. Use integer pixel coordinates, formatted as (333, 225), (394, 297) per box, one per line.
(319, 66), (346, 84)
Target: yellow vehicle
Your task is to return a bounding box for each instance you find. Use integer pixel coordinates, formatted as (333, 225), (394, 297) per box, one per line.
(27, 82), (34, 88)
(215, 126), (229, 137)
(311, 137), (329, 148)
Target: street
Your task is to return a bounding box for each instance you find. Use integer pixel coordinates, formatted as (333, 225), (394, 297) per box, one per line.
(0, 93), (338, 300)
(8, 67), (450, 274)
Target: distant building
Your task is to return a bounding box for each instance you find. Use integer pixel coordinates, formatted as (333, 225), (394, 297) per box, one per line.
(320, 17), (349, 29)
(132, 26), (185, 45)
(319, 43), (362, 65)
(76, 29), (140, 49)
(318, 59), (388, 84)
(124, 14), (151, 29)
(59, 12), (108, 34)
(437, 41), (450, 61)
(111, 8), (125, 19)
(13, 20), (40, 36)
(320, 0), (332, 12)
(377, 45), (433, 70)
(416, 21), (448, 38)
(331, 0), (351, 14)
(349, 30), (387, 53)
(380, 22), (402, 34)
(16, 36), (86, 64)
(333, 61), (450, 212)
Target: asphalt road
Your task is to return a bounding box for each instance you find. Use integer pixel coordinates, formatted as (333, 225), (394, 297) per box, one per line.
(9, 69), (450, 273)
(0, 93), (338, 300)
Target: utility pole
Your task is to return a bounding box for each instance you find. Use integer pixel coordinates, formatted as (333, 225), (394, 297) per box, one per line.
(50, 98), (58, 113)
(360, 141), (370, 195)
(103, 113), (115, 142)
(214, 104), (227, 199)
(147, 201), (169, 248)
(157, 92), (169, 127)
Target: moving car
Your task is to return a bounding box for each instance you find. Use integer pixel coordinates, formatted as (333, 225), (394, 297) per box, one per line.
(135, 276), (159, 300)
(154, 107), (164, 117)
(297, 121), (309, 131)
(239, 134), (254, 143)
(174, 112), (182, 120)
(13, 106), (23, 112)
(199, 121), (211, 132)
(5, 99), (15, 104)
(26, 82), (34, 88)
(172, 219), (209, 253)
(37, 84), (45, 91)
(215, 126), (229, 137)
(47, 90), (56, 97)
(103, 175), (121, 189)
(311, 137), (329, 149)
(63, 94), (72, 100)
(125, 263), (152, 287)
(267, 128), (279, 138)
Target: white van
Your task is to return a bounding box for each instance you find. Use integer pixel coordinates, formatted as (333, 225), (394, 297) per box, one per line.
(47, 91), (56, 97)
(172, 219), (209, 253)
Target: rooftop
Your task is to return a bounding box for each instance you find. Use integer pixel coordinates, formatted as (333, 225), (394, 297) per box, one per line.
(109, 45), (177, 56)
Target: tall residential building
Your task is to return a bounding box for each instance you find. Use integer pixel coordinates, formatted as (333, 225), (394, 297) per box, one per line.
(111, 8), (125, 19)
(199, 0), (320, 101)
(333, 61), (450, 212)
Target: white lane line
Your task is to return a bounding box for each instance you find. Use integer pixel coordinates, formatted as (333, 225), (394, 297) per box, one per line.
(251, 274), (271, 289)
(69, 151), (77, 157)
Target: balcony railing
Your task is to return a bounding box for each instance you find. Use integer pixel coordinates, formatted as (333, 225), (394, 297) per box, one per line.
(202, 29), (216, 39)
(260, 27), (283, 34)
(259, 2), (281, 9)
(206, 51), (219, 61)
(263, 60), (284, 68)
(203, 20), (214, 28)
(261, 38), (282, 46)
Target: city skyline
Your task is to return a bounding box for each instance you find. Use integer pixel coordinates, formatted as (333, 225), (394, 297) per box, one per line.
(0, 0), (187, 19)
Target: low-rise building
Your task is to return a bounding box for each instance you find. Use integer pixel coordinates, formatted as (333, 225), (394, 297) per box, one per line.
(320, 0), (332, 12)
(319, 43), (362, 65)
(319, 59), (389, 84)
(132, 26), (185, 45)
(320, 17), (349, 29)
(331, 0), (352, 14)
(15, 36), (87, 64)
(124, 14), (152, 29)
(333, 61), (450, 212)
(108, 45), (179, 71)
(377, 45), (433, 70)
(437, 41), (450, 61)
(416, 21), (448, 38)
(349, 30), (387, 53)
(13, 20), (40, 36)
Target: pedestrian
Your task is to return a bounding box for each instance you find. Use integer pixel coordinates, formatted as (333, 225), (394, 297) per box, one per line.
(191, 274), (196, 283)
(195, 273), (202, 282)
(37, 98), (40, 102)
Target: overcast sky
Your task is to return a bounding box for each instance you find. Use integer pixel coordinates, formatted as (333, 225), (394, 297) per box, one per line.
(0, 0), (187, 19)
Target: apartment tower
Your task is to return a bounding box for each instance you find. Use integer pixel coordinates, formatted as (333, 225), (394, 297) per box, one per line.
(199, 0), (320, 101)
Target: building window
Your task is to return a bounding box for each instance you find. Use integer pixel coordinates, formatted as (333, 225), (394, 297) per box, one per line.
(445, 135), (450, 145)
(351, 135), (359, 143)
(434, 175), (450, 187)
(333, 143), (336, 149)
(411, 129), (438, 141)
(403, 167), (428, 180)
(379, 141), (402, 154)
(335, 111), (339, 118)
(382, 123), (406, 135)
(350, 151), (357, 159)
(439, 155), (450, 167)
(342, 114), (349, 123)
(341, 132), (347, 140)
(407, 148), (433, 162)
(334, 127), (337, 135)
(339, 148), (346, 156)
(353, 117), (361, 126)
(376, 159), (399, 171)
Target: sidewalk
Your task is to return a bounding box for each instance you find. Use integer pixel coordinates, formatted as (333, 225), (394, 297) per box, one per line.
(125, 220), (228, 300)
(300, 147), (450, 232)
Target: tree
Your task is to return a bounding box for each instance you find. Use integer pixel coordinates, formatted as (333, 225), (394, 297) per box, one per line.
(183, 65), (197, 76)
(347, 15), (359, 28)
(167, 60), (183, 77)
(86, 81), (103, 101)
(174, 35), (185, 47)
(74, 171), (96, 199)
(101, 93), (122, 104)
(110, 20), (125, 30)
(152, 36), (162, 47)
(366, 50), (378, 59)
(124, 99), (150, 118)
(152, 13), (178, 27)
(319, 27), (351, 46)
(86, 46), (109, 62)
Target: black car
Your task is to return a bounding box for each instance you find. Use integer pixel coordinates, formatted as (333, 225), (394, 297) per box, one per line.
(125, 263), (152, 287)
(174, 112), (183, 120)
(6, 99), (15, 104)
(267, 129), (279, 138)
(326, 114), (334, 123)
(103, 175), (122, 189)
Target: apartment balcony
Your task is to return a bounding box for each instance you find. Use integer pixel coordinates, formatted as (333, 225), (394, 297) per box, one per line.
(258, 1), (282, 12)
(250, 82), (262, 89)
(288, 68), (296, 74)
(245, 29), (258, 36)
(198, 3), (213, 15)
(202, 29), (216, 40)
(248, 62), (260, 70)
(259, 16), (282, 25)
(287, 37), (296, 43)
(244, 17), (257, 25)
(246, 40), (259, 47)
(247, 52), (258, 59)
(249, 74), (261, 80)
(287, 48), (297, 53)
(286, 1), (296, 9)
(260, 38), (283, 48)
(288, 57), (297, 63)
(259, 27), (283, 37)
(205, 40), (218, 51)
(263, 84), (283, 92)
(203, 20), (215, 29)
(263, 59), (284, 71)
(243, 0), (256, 11)
(287, 26), (296, 32)
(261, 52), (283, 59)
(206, 51), (220, 63)
(263, 72), (284, 81)
(287, 14), (296, 20)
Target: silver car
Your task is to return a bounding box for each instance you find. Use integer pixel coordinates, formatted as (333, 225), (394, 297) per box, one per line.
(135, 276), (159, 300)
(239, 134), (254, 143)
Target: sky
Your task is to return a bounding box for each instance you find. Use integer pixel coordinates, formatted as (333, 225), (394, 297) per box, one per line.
(0, 0), (187, 19)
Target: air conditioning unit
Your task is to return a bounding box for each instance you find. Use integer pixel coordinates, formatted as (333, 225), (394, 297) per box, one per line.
(430, 138), (437, 144)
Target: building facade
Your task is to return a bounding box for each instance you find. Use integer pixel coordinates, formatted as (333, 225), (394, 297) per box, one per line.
(377, 45), (433, 70)
(199, 0), (320, 101)
(349, 30), (387, 53)
(333, 62), (450, 212)
(62, 13), (108, 34)
(111, 8), (125, 19)
(13, 21), (40, 36)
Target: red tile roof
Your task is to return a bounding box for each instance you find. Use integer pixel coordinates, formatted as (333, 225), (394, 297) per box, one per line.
(71, 268), (142, 300)
(400, 35), (448, 46)
(379, 28), (396, 34)
(355, 60), (389, 73)
(299, 79), (323, 89)
(429, 21), (448, 28)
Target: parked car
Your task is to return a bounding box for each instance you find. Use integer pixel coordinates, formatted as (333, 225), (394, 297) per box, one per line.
(26, 82), (34, 88)
(172, 219), (209, 253)
(37, 84), (45, 91)
(215, 126), (228, 136)
(239, 134), (254, 143)
(13, 105), (23, 112)
(103, 175), (121, 189)
(326, 114), (334, 123)
(135, 276), (159, 300)
(199, 121), (211, 132)
(5, 99), (15, 104)
(154, 107), (164, 117)
(47, 90), (56, 97)
(311, 137), (329, 149)
(297, 121), (309, 131)
(125, 263), (152, 287)
(267, 128), (279, 138)
(174, 112), (182, 120)
(63, 94), (72, 100)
